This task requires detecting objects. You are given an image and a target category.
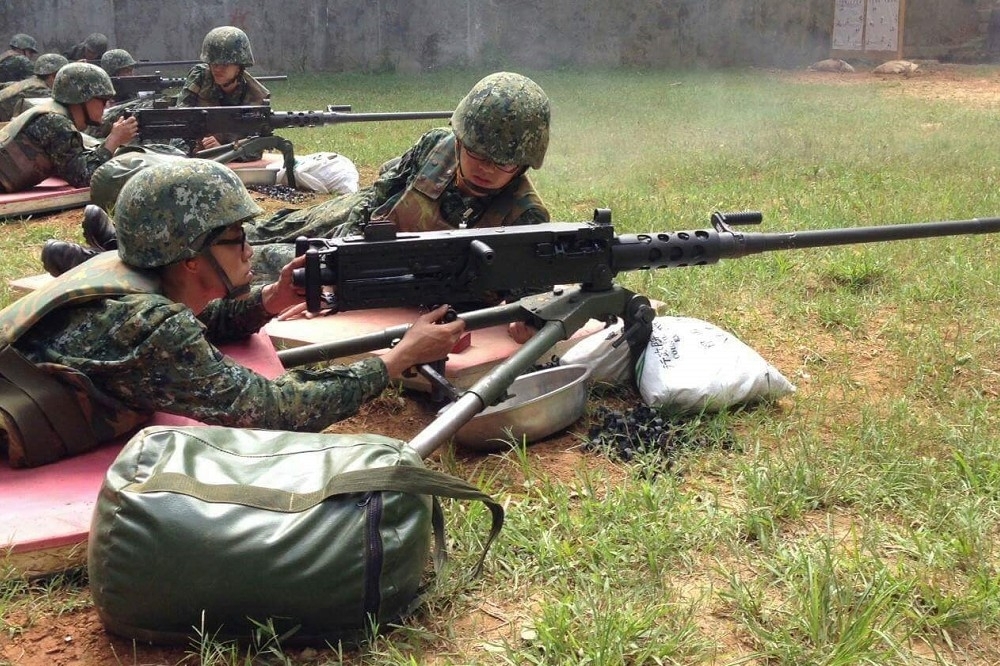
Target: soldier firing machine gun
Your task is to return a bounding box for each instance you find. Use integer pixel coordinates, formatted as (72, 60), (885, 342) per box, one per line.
(278, 209), (1000, 460)
(132, 102), (453, 189)
(110, 74), (288, 103)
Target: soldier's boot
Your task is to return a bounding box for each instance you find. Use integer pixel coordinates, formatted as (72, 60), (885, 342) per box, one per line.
(82, 204), (118, 250)
(41, 240), (99, 277)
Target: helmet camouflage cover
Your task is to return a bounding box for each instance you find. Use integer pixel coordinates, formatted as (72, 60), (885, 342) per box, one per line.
(84, 33), (109, 54)
(116, 159), (262, 268)
(9, 33), (38, 52)
(0, 54), (33, 82)
(200, 26), (254, 67)
(99, 48), (136, 75)
(52, 62), (114, 104)
(450, 71), (550, 170)
(33, 53), (69, 76)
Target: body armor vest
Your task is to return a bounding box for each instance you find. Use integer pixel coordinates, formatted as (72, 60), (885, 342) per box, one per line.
(0, 99), (69, 192)
(372, 133), (545, 232)
(0, 252), (161, 467)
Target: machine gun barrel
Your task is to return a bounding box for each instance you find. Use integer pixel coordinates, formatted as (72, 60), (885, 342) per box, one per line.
(610, 215), (1000, 272)
(292, 211), (1000, 314)
(85, 58), (202, 68)
(268, 109), (454, 130)
(134, 104), (453, 144)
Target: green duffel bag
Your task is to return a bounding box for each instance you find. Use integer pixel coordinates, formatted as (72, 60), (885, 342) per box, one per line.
(87, 426), (503, 645)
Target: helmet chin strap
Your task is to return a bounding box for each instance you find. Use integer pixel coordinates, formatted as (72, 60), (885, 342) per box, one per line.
(200, 248), (251, 299)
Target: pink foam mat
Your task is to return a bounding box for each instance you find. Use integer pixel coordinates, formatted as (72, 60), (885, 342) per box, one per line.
(0, 177), (87, 204)
(0, 332), (284, 564)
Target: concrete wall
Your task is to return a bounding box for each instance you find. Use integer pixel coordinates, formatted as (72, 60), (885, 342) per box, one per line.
(0, 1), (993, 73)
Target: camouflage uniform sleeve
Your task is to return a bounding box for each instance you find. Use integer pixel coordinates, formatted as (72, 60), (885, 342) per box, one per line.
(20, 295), (391, 431)
(175, 64), (209, 107)
(133, 305), (391, 430)
(25, 113), (112, 187)
(196, 285), (273, 343)
(361, 127), (451, 222)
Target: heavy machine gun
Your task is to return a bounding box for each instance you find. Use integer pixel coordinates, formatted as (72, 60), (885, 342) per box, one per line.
(281, 210), (1000, 459)
(110, 74), (287, 103)
(133, 102), (453, 188)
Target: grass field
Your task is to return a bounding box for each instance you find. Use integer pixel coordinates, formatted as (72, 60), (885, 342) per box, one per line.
(3, 65), (1000, 665)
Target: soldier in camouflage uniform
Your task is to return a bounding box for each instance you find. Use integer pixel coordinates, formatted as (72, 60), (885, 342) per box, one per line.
(2, 159), (463, 466)
(0, 53), (68, 122)
(0, 34), (38, 83)
(43, 71), (550, 343)
(176, 26), (270, 151)
(86, 49), (143, 140)
(0, 62), (137, 192)
(247, 71), (550, 284)
(99, 48), (136, 77)
(64, 32), (108, 62)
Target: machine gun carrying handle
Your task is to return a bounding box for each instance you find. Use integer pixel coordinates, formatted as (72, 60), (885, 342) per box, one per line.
(711, 210), (763, 233)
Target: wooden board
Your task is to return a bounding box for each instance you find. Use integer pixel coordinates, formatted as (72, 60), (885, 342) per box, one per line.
(0, 332), (284, 577)
(0, 177), (90, 221)
(0, 154), (281, 222)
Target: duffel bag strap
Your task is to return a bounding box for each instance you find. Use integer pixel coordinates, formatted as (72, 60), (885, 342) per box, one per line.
(0, 345), (99, 467)
(125, 464), (505, 577)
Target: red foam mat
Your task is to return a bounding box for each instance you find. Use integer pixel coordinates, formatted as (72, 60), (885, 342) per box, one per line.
(0, 331), (284, 573)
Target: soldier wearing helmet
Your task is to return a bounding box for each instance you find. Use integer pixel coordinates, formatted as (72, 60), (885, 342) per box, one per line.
(84, 49), (148, 140)
(0, 54), (33, 85)
(51, 72), (551, 341)
(0, 34), (39, 83)
(246, 71), (549, 247)
(0, 62), (137, 192)
(0, 53), (69, 121)
(6, 159), (463, 466)
(176, 26), (270, 151)
(64, 32), (109, 62)
(99, 48), (136, 77)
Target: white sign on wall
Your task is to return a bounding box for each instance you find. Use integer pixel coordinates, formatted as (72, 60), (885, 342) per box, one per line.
(832, 0), (905, 57)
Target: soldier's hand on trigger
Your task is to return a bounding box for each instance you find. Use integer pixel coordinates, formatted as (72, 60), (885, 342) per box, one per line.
(105, 114), (138, 153)
(380, 305), (466, 379)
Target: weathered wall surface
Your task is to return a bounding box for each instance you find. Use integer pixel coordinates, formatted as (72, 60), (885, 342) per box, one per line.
(0, 1), (994, 73)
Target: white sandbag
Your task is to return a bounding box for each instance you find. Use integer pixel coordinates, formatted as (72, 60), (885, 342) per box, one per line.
(276, 152), (360, 194)
(558, 318), (633, 385)
(636, 316), (795, 413)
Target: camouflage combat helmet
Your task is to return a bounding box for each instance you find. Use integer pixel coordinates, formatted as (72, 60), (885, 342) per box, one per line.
(451, 72), (550, 170)
(9, 33), (38, 53)
(116, 159), (262, 269)
(2, 55), (33, 81)
(84, 33), (109, 56)
(33, 53), (69, 77)
(200, 26), (254, 67)
(52, 62), (114, 104)
(99, 49), (136, 75)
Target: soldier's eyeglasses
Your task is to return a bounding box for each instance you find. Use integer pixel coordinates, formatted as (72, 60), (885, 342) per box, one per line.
(461, 145), (520, 174)
(211, 227), (248, 249)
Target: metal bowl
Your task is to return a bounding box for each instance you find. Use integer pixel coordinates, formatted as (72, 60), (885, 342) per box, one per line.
(454, 364), (592, 452)
(233, 167), (278, 187)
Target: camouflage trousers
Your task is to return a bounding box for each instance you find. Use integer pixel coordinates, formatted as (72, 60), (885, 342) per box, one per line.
(247, 190), (366, 283)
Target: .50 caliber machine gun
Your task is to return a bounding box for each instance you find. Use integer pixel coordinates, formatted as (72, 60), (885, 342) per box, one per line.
(282, 209), (1000, 459)
(132, 102), (453, 188)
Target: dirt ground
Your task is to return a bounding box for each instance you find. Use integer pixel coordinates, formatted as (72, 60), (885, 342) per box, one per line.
(3, 61), (999, 666)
